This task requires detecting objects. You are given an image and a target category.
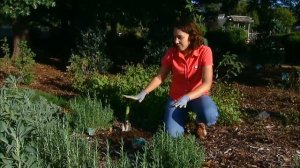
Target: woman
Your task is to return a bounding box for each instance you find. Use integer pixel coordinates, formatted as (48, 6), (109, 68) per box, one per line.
(125, 17), (219, 138)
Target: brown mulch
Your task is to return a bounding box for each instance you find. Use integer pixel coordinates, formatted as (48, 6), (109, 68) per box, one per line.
(0, 62), (299, 167)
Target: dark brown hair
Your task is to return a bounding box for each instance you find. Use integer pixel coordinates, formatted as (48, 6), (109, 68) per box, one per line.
(173, 17), (204, 50)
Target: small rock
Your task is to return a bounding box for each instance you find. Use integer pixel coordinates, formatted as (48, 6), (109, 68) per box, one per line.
(258, 111), (270, 120)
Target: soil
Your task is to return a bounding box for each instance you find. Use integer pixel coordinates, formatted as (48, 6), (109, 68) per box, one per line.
(0, 58), (299, 168)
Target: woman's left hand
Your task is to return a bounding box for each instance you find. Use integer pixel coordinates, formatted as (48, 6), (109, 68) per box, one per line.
(173, 95), (190, 108)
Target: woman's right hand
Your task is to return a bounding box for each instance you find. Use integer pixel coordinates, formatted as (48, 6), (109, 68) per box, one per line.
(134, 90), (147, 102)
(123, 90), (148, 102)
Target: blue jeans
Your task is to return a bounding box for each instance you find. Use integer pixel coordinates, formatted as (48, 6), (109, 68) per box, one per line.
(164, 95), (219, 137)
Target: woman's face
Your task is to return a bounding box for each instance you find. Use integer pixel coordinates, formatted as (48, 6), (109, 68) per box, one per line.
(173, 28), (190, 52)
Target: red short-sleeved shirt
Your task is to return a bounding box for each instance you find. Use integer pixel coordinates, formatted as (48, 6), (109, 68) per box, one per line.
(161, 45), (213, 100)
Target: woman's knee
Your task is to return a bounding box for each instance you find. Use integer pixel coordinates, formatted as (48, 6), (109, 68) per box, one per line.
(165, 124), (185, 138)
(190, 96), (219, 125)
(204, 107), (218, 126)
(164, 98), (186, 137)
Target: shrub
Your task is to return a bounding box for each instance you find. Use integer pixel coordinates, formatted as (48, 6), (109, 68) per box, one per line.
(13, 40), (36, 84)
(70, 27), (112, 74)
(206, 27), (248, 59)
(0, 85), (100, 167)
(0, 38), (11, 71)
(104, 65), (169, 131)
(70, 64), (169, 131)
(0, 86), (61, 167)
(105, 128), (205, 168)
(67, 94), (114, 132)
(211, 83), (242, 125)
(0, 39), (36, 84)
(214, 52), (245, 82)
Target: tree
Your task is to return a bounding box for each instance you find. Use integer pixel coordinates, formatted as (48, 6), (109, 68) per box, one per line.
(273, 7), (297, 33)
(0, 0), (55, 58)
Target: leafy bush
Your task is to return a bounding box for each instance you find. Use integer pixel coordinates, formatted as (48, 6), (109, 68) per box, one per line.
(105, 128), (205, 168)
(105, 65), (168, 131)
(211, 83), (242, 125)
(70, 64), (169, 131)
(13, 40), (36, 84)
(0, 39), (36, 84)
(67, 28), (112, 90)
(0, 37), (10, 58)
(271, 19), (287, 34)
(69, 27), (112, 74)
(67, 94), (114, 132)
(0, 38), (11, 71)
(215, 52), (245, 82)
(206, 27), (248, 58)
(0, 86), (61, 167)
(0, 85), (100, 167)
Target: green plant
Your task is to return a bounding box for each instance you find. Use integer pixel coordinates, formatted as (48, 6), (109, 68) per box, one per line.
(31, 89), (68, 107)
(117, 65), (169, 131)
(12, 40), (36, 84)
(212, 82), (242, 125)
(67, 94), (114, 132)
(68, 27), (112, 79)
(0, 37), (10, 58)
(105, 128), (205, 168)
(0, 38), (13, 73)
(215, 52), (245, 82)
(206, 27), (248, 56)
(3, 75), (22, 88)
(0, 87), (62, 167)
(71, 64), (169, 131)
(36, 119), (99, 168)
(105, 140), (131, 168)
(150, 128), (205, 168)
(0, 85), (100, 167)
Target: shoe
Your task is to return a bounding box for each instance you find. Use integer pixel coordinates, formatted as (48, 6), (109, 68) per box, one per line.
(197, 123), (207, 140)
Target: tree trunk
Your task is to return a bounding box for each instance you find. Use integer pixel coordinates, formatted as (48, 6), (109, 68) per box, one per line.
(11, 18), (29, 59)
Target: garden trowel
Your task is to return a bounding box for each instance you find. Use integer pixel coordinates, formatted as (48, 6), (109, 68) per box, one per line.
(121, 106), (131, 131)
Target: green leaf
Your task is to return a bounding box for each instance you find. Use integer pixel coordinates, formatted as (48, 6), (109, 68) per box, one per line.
(0, 134), (9, 144)
(24, 146), (36, 154)
(7, 128), (16, 139)
(0, 121), (8, 133)
(12, 153), (20, 162)
(1, 157), (14, 167)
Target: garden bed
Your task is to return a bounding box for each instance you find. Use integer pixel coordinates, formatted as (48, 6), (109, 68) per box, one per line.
(0, 62), (299, 167)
